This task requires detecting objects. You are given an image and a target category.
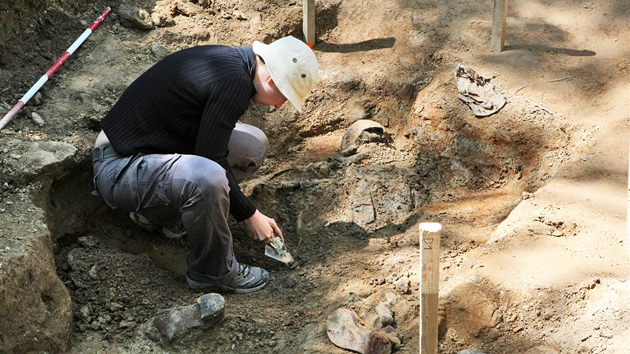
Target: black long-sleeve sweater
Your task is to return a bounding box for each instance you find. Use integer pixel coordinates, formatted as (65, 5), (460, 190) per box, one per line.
(100, 45), (258, 221)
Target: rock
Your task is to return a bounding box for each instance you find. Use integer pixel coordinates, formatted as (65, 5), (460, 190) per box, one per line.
(380, 325), (401, 348)
(88, 264), (98, 280)
(79, 305), (91, 323)
(384, 292), (398, 305)
(371, 302), (395, 329)
(197, 293), (224, 320)
(394, 276), (410, 294)
(191, 0), (212, 8)
(66, 252), (78, 270)
(77, 235), (99, 248)
(344, 292), (362, 305)
(106, 302), (124, 311)
(150, 43), (170, 60)
(119, 5), (154, 30)
(233, 10), (248, 20)
(31, 111), (45, 126)
(152, 293), (225, 343)
(0, 139), (77, 180)
(0, 221), (73, 353)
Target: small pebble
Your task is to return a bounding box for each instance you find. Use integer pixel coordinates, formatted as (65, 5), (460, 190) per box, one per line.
(31, 112), (45, 126)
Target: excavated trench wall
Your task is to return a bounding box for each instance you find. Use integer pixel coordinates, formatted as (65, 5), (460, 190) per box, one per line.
(0, 2), (116, 352)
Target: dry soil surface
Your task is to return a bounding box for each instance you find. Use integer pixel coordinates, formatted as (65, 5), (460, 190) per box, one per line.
(0, 0), (628, 353)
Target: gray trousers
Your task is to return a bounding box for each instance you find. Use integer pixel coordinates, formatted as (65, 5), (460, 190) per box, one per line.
(92, 122), (268, 286)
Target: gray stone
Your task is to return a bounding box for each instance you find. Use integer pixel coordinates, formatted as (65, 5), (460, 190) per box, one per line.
(119, 5), (154, 30)
(385, 292), (398, 305)
(77, 235), (99, 248)
(31, 111), (45, 126)
(394, 276), (410, 294)
(0, 139), (77, 180)
(372, 302), (395, 329)
(79, 305), (91, 323)
(197, 293), (224, 320)
(152, 293), (225, 343)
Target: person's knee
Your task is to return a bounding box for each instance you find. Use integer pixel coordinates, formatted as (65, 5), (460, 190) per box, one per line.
(194, 165), (229, 195)
(175, 157), (230, 198)
(235, 122), (268, 147)
(228, 123), (269, 181)
(197, 169), (230, 196)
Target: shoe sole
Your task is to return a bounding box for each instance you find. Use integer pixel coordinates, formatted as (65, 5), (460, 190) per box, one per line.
(219, 282), (268, 294)
(186, 275), (268, 294)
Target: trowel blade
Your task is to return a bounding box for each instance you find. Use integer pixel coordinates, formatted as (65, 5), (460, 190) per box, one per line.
(265, 238), (297, 268)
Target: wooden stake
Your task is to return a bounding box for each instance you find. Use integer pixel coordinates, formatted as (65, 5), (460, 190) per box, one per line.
(420, 222), (441, 354)
(490, 0), (509, 52)
(303, 0), (315, 48)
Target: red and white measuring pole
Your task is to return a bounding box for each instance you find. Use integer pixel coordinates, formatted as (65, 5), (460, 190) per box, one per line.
(0, 7), (111, 131)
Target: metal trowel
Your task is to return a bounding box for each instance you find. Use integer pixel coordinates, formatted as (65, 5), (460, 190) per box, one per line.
(265, 237), (298, 269)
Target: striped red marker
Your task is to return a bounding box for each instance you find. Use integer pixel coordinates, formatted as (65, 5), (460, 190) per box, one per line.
(0, 7), (111, 131)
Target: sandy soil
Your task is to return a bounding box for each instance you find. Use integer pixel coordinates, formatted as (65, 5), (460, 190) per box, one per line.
(0, 0), (628, 353)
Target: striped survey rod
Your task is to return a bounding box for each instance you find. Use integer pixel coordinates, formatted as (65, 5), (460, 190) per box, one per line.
(0, 7), (112, 131)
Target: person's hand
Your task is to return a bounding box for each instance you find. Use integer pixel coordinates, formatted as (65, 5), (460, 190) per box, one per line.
(241, 209), (284, 244)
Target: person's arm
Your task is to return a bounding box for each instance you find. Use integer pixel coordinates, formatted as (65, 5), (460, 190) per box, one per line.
(195, 76), (258, 221)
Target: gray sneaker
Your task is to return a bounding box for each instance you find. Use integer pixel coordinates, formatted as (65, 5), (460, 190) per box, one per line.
(129, 212), (186, 239)
(186, 264), (269, 294)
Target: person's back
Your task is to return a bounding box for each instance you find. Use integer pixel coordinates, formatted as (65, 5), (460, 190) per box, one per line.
(101, 45), (253, 158)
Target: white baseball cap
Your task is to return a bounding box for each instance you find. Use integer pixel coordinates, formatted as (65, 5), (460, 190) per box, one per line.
(252, 36), (320, 113)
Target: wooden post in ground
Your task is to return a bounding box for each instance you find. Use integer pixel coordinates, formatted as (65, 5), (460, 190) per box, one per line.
(303, 0), (315, 48)
(490, 0), (509, 52)
(420, 222), (442, 354)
